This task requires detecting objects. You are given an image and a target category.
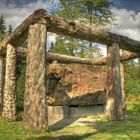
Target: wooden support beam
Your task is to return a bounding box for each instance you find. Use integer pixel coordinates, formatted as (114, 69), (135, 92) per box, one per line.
(120, 63), (125, 109)
(24, 23), (47, 130)
(0, 10), (47, 55)
(45, 15), (140, 53)
(47, 51), (139, 65)
(106, 43), (123, 120)
(2, 44), (17, 121)
(17, 47), (140, 65)
(0, 56), (4, 114)
(0, 9), (140, 55)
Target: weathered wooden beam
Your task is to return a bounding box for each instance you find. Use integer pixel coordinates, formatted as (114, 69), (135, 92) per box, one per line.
(2, 44), (17, 121)
(24, 23), (47, 130)
(16, 47), (139, 65)
(106, 43), (123, 120)
(45, 15), (140, 53)
(47, 52), (107, 65)
(0, 9), (140, 55)
(0, 9), (47, 55)
(0, 56), (4, 114)
(47, 51), (139, 65)
(120, 63), (125, 109)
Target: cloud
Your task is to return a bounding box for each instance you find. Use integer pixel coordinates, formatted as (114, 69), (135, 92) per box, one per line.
(111, 7), (140, 41)
(1, 3), (140, 55)
(0, 0), (55, 48)
(1, 1), (52, 28)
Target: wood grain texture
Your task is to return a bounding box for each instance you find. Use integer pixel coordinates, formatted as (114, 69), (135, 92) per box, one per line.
(120, 63), (125, 109)
(106, 43), (123, 120)
(0, 9), (47, 55)
(0, 9), (140, 54)
(16, 47), (139, 65)
(24, 23), (47, 130)
(2, 44), (17, 121)
(0, 56), (4, 113)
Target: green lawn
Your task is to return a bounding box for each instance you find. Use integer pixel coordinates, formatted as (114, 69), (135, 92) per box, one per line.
(0, 92), (140, 140)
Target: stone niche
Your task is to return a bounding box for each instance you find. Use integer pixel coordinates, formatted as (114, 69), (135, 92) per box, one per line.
(46, 62), (107, 106)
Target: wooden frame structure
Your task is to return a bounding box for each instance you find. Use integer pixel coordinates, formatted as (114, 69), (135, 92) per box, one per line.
(0, 9), (139, 130)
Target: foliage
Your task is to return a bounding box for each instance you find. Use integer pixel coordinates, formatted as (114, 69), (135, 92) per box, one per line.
(123, 59), (140, 94)
(16, 57), (26, 111)
(52, 0), (115, 28)
(0, 15), (7, 41)
(50, 0), (115, 58)
(49, 36), (103, 58)
(8, 24), (12, 34)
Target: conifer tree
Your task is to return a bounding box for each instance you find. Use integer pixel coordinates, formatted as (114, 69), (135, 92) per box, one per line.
(0, 15), (6, 41)
(8, 24), (12, 34)
(51, 0), (115, 58)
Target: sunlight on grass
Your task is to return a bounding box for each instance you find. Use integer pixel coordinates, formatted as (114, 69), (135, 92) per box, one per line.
(1, 93), (140, 140)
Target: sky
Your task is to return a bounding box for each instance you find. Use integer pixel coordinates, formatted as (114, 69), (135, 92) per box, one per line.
(0, 0), (140, 56)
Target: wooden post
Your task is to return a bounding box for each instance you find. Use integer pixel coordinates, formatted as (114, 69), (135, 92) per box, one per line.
(2, 44), (17, 121)
(24, 23), (47, 130)
(0, 56), (4, 114)
(120, 63), (125, 109)
(106, 43), (123, 120)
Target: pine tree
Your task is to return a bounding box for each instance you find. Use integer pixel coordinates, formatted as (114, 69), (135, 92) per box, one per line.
(51, 0), (115, 58)
(8, 24), (12, 34)
(0, 15), (7, 41)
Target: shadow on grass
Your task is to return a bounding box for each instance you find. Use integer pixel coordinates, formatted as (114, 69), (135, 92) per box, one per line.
(26, 118), (140, 140)
(26, 102), (140, 140)
(27, 133), (95, 140)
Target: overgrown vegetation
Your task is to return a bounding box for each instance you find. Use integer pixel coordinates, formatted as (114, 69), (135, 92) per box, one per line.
(0, 1), (140, 139)
(123, 59), (140, 94)
(49, 0), (115, 58)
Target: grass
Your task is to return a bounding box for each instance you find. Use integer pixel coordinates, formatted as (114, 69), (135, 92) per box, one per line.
(1, 88), (140, 140)
(1, 116), (140, 140)
(1, 95), (140, 140)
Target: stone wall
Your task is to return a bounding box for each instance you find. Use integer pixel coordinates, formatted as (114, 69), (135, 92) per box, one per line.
(46, 62), (107, 106)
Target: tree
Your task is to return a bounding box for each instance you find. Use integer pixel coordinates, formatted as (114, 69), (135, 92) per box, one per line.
(50, 0), (115, 58)
(123, 59), (140, 94)
(49, 36), (83, 56)
(8, 24), (12, 34)
(52, 0), (114, 27)
(0, 15), (7, 41)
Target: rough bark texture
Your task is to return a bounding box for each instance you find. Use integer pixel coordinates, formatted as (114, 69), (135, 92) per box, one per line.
(106, 43), (123, 120)
(120, 63), (125, 109)
(0, 56), (4, 113)
(24, 23), (47, 130)
(0, 9), (47, 55)
(17, 47), (139, 65)
(45, 15), (140, 53)
(0, 9), (140, 54)
(2, 44), (17, 121)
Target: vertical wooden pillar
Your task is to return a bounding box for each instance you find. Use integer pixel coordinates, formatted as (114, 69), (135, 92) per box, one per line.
(120, 63), (125, 109)
(2, 44), (17, 121)
(106, 43), (123, 120)
(24, 23), (47, 130)
(0, 56), (4, 114)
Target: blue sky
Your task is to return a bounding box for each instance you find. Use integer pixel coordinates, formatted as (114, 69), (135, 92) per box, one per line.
(112, 0), (140, 12)
(0, 0), (140, 56)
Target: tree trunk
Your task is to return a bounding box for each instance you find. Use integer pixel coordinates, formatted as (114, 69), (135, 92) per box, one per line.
(120, 63), (125, 109)
(0, 9), (140, 54)
(0, 56), (4, 114)
(24, 23), (47, 130)
(106, 43), (123, 120)
(16, 47), (139, 65)
(2, 44), (17, 121)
